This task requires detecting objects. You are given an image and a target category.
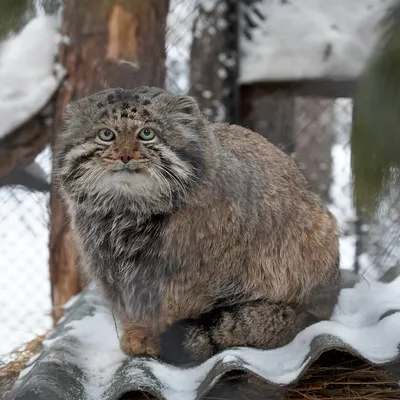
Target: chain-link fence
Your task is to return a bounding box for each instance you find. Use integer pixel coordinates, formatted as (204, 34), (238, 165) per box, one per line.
(0, 148), (52, 358)
(294, 96), (400, 280)
(0, 0), (399, 363)
(294, 97), (358, 271)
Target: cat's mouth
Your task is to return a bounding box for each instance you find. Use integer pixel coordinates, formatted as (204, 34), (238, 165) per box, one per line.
(110, 161), (141, 173)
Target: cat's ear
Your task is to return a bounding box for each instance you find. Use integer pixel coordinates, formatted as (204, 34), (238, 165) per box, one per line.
(64, 102), (75, 119)
(62, 103), (76, 127)
(64, 98), (90, 120)
(175, 96), (200, 116)
(64, 100), (81, 118)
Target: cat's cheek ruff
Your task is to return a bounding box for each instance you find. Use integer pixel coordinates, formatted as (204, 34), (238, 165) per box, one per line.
(71, 172), (174, 215)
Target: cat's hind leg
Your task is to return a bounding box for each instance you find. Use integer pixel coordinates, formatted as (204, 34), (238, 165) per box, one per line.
(159, 301), (317, 365)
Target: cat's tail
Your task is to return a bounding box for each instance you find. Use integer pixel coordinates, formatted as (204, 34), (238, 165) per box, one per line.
(159, 301), (318, 366)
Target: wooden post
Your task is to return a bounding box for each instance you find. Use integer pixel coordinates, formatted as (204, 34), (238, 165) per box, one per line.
(49, 0), (169, 322)
(189, 0), (238, 123)
(240, 84), (296, 154)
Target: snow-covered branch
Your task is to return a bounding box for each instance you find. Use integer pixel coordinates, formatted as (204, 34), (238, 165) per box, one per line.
(0, 15), (66, 183)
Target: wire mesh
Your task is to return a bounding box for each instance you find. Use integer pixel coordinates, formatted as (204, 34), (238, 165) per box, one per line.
(294, 97), (358, 271)
(0, 148), (52, 358)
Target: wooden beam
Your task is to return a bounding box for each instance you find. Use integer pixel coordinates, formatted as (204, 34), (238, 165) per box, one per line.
(49, 0), (169, 322)
(240, 79), (356, 99)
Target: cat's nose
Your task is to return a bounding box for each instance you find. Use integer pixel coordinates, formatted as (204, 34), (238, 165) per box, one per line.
(119, 153), (132, 163)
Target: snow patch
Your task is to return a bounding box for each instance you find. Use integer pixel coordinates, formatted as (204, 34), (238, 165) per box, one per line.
(166, 0), (197, 94)
(40, 302), (127, 399)
(329, 99), (357, 271)
(232, 312), (400, 385)
(202, 90), (212, 99)
(66, 307), (127, 398)
(0, 15), (66, 139)
(199, 0), (216, 13)
(240, 0), (394, 83)
(63, 292), (81, 311)
(222, 354), (237, 363)
(17, 363), (35, 380)
(217, 67), (227, 79)
(24, 352), (41, 367)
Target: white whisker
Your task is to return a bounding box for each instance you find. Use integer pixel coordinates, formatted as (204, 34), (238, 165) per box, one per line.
(153, 164), (189, 201)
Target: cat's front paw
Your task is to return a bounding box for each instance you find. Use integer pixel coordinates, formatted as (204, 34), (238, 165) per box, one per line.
(120, 326), (159, 357)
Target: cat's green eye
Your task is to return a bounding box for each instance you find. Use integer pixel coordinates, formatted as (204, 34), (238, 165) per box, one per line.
(138, 127), (156, 141)
(98, 128), (116, 142)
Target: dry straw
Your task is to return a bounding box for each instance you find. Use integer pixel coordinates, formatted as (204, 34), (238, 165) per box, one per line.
(0, 333), (47, 399)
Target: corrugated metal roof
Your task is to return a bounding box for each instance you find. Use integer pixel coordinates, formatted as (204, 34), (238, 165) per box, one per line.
(9, 273), (400, 400)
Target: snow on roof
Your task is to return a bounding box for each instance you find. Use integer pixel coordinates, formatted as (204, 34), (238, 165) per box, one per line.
(10, 274), (400, 400)
(239, 0), (395, 84)
(0, 15), (66, 139)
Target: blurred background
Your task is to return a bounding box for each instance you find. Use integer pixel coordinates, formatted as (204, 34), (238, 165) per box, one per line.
(0, 0), (399, 364)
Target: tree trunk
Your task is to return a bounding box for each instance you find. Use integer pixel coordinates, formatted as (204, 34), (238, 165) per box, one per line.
(240, 84), (295, 154)
(189, 0), (238, 123)
(0, 104), (53, 183)
(49, 0), (169, 322)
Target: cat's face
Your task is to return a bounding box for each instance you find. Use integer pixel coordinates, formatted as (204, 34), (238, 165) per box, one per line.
(55, 87), (207, 213)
